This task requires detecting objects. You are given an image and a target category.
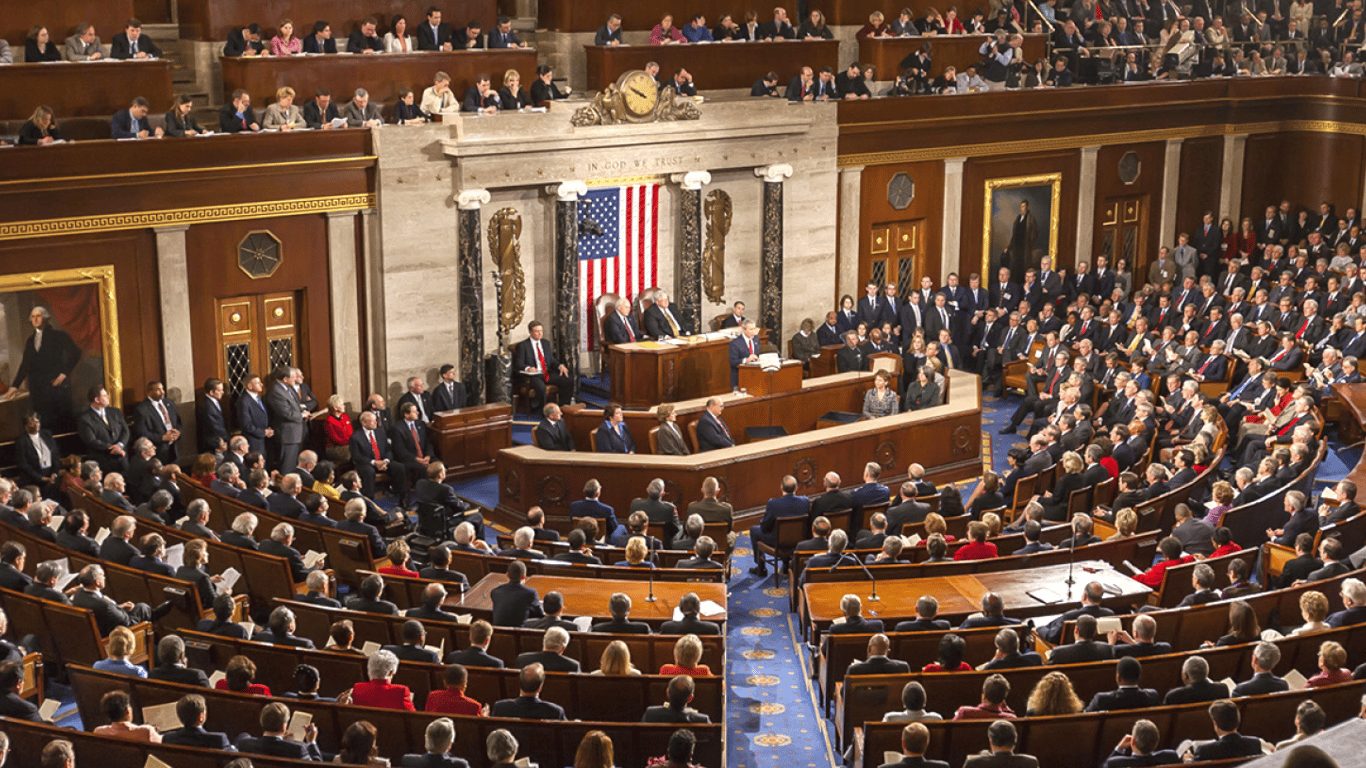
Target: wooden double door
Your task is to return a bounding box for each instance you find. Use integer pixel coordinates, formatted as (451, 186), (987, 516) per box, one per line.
(214, 292), (303, 398)
(865, 219), (927, 298)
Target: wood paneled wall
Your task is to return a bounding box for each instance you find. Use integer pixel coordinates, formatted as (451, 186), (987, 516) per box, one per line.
(185, 215), (337, 404)
(1241, 132), (1365, 225)
(859, 161), (945, 287)
(1093, 141), (1168, 277)
(1175, 136), (1224, 238)
(0, 0), (133, 56)
(0, 231), (162, 414)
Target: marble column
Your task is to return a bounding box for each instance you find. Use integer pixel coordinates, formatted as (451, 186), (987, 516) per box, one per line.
(756, 164), (793, 339)
(941, 158), (966, 281)
(1158, 139), (1185, 250)
(1075, 147), (1100, 264)
(154, 224), (196, 458)
(551, 181), (587, 382)
(1219, 134), (1248, 222)
(325, 210), (364, 408)
(837, 166), (864, 301)
(671, 171), (711, 335)
(457, 189), (491, 405)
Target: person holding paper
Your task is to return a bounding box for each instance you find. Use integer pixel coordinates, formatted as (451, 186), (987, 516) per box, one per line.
(93, 690), (160, 742)
(0, 662), (40, 722)
(25, 562), (71, 605)
(174, 539), (222, 609)
(384, 620), (441, 665)
(196, 593), (250, 639)
(235, 701), (321, 760)
(259, 521), (322, 582)
(160, 694), (233, 748)
(129, 533), (176, 577)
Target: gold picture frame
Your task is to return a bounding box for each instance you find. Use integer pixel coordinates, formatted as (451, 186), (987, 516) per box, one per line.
(0, 265), (122, 408)
(982, 173), (1062, 282)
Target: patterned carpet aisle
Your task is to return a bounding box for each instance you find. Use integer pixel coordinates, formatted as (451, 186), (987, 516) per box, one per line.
(726, 538), (839, 768)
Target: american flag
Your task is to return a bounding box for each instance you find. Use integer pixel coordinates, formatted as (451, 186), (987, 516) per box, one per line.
(577, 183), (660, 350)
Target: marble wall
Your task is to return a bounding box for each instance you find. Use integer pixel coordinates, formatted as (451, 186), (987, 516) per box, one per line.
(368, 99), (838, 398)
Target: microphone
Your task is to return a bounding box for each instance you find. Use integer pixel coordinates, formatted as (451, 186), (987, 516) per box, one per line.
(645, 534), (658, 603)
(830, 551), (879, 601)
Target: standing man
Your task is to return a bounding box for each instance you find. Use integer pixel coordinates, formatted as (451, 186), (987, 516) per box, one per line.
(265, 367), (307, 473)
(131, 381), (181, 465)
(77, 387), (129, 474)
(390, 403), (431, 509)
(235, 374), (272, 455)
(7, 306), (80, 433)
(1005, 200), (1039, 278)
(430, 364), (467, 413)
(197, 378), (229, 456)
(513, 321), (574, 410)
(729, 321), (761, 389)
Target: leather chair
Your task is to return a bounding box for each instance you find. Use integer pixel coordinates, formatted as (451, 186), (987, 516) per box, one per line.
(594, 292), (621, 374)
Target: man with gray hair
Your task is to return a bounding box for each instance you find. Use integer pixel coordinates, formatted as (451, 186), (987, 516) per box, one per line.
(97, 515), (139, 565)
(298, 570), (340, 608)
(72, 563), (173, 634)
(1326, 577), (1366, 626)
(179, 498), (218, 541)
(265, 605), (313, 648)
(150, 634), (210, 686)
(100, 472), (135, 512)
(1163, 655), (1229, 705)
(222, 512), (259, 550)
(401, 718), (461, 767)
(515, 626), (580, 672)
(27, 560), (72, 604)
(259, 521), (323, 582)
(592, 592), (651, 635)
(343, 87), (383, 127)
(1268, 489), (1317, 546)
(486, 730), (520, 764)
(631, 477), (681, 546)
(268, 473), (307, 519)
(497, 526), (544, 560)
(133, 488), (172, 525)
(1231, 641), (1287, 696)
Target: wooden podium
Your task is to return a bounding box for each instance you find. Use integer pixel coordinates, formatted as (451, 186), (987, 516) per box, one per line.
(609, 332), (767, 408)
(738, 360), (804, 396)
(430, 403), (511, 479)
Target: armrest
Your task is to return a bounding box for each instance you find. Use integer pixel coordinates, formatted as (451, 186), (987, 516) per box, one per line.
(1262, 541), (1296, 579)
(20, 653), (42, 702)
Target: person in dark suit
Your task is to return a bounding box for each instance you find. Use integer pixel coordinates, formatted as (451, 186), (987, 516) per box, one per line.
(643, 293), (689, 339)
(569, 479), (621, 541)
(1163, 656), (1230, 705)
(0, 662), (42, 722)
(1086, 657), (1158, 711)
(130, 381), (181, 464)
(892, 596), (951, 632)
(1048, 615), (1115, 665)
(1231, 642), (1289, 697)
(234, 375), (271, 454)
(264, 368), (307, 473)
(591, 592), (652, 634)
(602, 297), (642, 345)
(348, 410), (407, 504)
(0, 544), (32, 593)
(195, 378), (229, 455)
(223, 23), (266, 56)
(1038, 582), (1114, 644)
(625, 478), (679, 545)
(514, 321), (574, 408)
(417, 8), (454, 50)
(490, 560), (543, 626)
(825, 593), (884, 642)
(160, 693), (234, 749)
(1185, 700), (1265, 761)
(197, 593), (250, 639)
(71, 564), (169, 636)
(149, 636), (211, 687)
(430, 364), (467, 413)
(532, 403), (576, 451)
(643, 674), (712, 724)
(235, 701), (324, 760)
(1100, 719), (1181, 768)
(491, 663), (567, 720)
(259, 520), (322, 583)
(514, 626), (581, 673)
(390, 402), (433, 505)
(1325, 579), (1366, 627)
(660, 592), (722, 635)
(878, 722), (950, 768)
(444, 622), (504, 669)
(401, 718), (471, 768)
(748, 475), (811, 577)
(962, 720), (1038, 768)
(262, 606), (316, 648)
(695, 398), (736, 451)
(594, 404), (636, 453)
(26, 561), (71, 604)
(15, 413), (61, 496)
(979, 628), (1043, 670)
(847, 634), (912, 677)
(10, 305), (81, 433)
(729, 322), (762, 388)
(413, 462), (482, 541)
(77, 386), (130, 473)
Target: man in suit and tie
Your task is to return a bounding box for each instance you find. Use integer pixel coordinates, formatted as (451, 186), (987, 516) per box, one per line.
(514, 320), (574, 410)
(535, 403), (574, 451)
(236, 702), (323, 760)
(1184, 701), (1265, 762)
(837, 331), (866, 372)
(630, 478), (681, 545)
(430, 364), (467, 413)
(416, 7), (454, 50)
(77, 386), (130, 474)
(131, 381), (182, 465)
(569, 479), (622, 541)
(729, 321), (762, 389)
(71, 564), (171, 636)
(350, 410), (408, 502)
(594, 403), (636, 453)
(396, 377), (433, 425)
(9, 305), (81, 433)
(878, 723), (950, 768)
(695, 398), (736, 451)
(491, 560), (543, 626)
(264, 367), (307, 473)
(602, 297), (643, 345)
(196, 378), (229, 456)
(643, 293), (689, 339)
(15, 413), (60, 497)
(235, 374), (272, 454)
(963, 720), (1038, 768)
(748, 475), (811, 577)
(391, 403), (433, 506)
(1085, 657), (1158, 712)
(160, 694), (234, 749)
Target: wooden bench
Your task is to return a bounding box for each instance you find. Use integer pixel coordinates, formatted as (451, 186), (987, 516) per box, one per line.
(1262, 509), (1366, 580)
(1149, 547), (1260, 608)
(0, 716), (326, 768)
(67, 664), (724, 768)
(0, 588), (152, 671)
(443, 549), (726, 585)
(1221, 443), (1327, 548)
(493, 531), (731, 564)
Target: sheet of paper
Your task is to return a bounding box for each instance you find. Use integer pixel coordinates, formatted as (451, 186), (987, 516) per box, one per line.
(286, 710), (312, 742)
(208, 670), (226, 687)
(325, 635), (336, 648)
(1027, 588), (1063, 604)
(330, 117), (347, 128)
(885, 752), (902, 765)
(699, 600), (726, 618)
(238, 621), (255, 636)
(217, 568), (242, 594)
(1321, 487), (1339, 502)
(37, 699), (61, 722)
(903, 534), (922, 547)
(142, 701), (181, 732)
(830, 616), (847, 626)
(1283, 668), (1308, 691)
(514, 759), (531, 768)
(361, 641), (382, 656)
(144, 756), (173, 768)
(163, 543), (185, 569)
(54, 572), (78, 591)
(47, 515), (65, 532)
(1095, 617), (1123, 634)
(303, 550), (325, 569)
(424, 638), (445, 658)
(93, 527), (111, 544)
(1217, 677), (1236, 692)
(572, 615), (593, 633)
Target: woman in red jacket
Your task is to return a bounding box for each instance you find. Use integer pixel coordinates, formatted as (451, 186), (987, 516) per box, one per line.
(322, 394), (353, 463)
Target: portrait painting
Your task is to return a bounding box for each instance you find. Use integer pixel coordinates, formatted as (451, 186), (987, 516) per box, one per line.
(982, 173), (1061, 283)
(0, 266), (120, 436)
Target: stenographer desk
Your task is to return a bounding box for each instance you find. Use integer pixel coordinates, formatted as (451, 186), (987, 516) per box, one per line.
(450, 572), (727, 627)
(495, 371), (983, 528)
(802, 560), (1150, 638)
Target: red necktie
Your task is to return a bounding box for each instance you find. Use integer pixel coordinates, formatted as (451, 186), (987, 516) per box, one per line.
(410, 423), (424, 459)
(1197, 358), (1211, 375)
(717, 414), (731, 439)
(1296, 319), (1310, 339)
(1271, 348), (1286, 363)
(1049, 370), (1061, 392)
(625, 317), (635, 342)
(536, 342), (549, 382)
(748, 338), (754, 356)
(369, 431), (380, 460)
(1278, 418), (1296, 436)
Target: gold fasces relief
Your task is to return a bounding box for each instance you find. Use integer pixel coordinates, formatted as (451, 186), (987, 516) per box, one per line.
(487, 208), (526, 341)
(702, 190), (732, 304)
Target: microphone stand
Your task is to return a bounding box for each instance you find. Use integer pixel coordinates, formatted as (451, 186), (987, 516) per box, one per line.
(645, 536), (658, 603)
(1064, 521), (1079, 601)
(833, 552), (880, 602)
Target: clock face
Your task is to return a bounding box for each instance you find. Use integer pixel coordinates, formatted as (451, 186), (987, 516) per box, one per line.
(887, 172), (915, 211)
(620, 72), (659, 116)
(237, 231), (282, 279)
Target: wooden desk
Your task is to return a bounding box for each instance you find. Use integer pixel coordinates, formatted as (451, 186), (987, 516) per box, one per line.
(430, 403), (511, 479)
(859, 34), (1049, 81)
(803, 561), (1150, 634)
(177, 0), (497, 41)
(220, 50), (538, 108)
(0, 60), (173, 121)
(584, 40), (840, 92)
(0, 0), (132, 57)
(609, 334), (741, 408)
(739, 360), (803, 396)
(450, 572), (727, 626)
(498, 371), (982, 525)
